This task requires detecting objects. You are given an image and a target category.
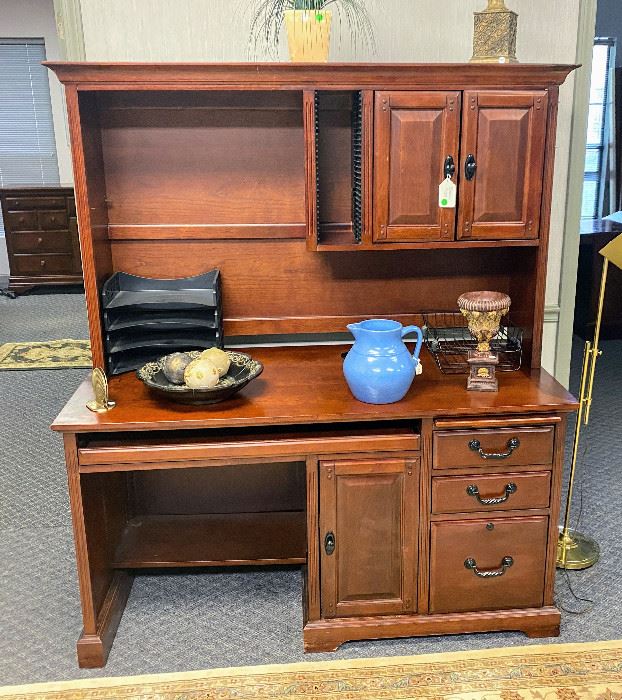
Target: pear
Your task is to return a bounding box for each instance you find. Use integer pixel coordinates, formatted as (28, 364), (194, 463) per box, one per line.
(184, 358), (220, 389)
(200, 347), (230, 377)
(162, 352), (192, 385)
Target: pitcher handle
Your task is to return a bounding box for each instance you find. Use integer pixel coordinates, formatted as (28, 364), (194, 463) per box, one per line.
(401, 325), (423, 363)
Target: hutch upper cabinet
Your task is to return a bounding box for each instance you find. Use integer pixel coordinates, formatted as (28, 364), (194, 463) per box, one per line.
(373, 89), (549, 244)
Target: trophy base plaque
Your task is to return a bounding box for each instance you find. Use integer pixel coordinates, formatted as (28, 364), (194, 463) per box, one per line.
(467, 350), (499, 392)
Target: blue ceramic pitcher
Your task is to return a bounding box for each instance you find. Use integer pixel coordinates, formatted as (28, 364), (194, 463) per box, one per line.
(343, 319), (424, 404)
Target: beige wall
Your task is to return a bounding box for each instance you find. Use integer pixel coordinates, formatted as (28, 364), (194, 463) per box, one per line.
(0, 0), (74, 275)
(55, 0), (591, 383)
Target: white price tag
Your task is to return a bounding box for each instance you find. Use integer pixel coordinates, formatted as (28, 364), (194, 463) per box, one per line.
(439, 176), (457, 208)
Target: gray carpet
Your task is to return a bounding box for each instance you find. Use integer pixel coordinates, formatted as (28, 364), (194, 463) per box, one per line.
(1, 292), (621, 685)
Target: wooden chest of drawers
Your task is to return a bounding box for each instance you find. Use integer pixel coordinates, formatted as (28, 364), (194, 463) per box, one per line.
(0, 186), (83, 294)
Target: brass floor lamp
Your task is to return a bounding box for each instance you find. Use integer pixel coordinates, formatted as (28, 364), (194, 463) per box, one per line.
(557, 232), (622, 569)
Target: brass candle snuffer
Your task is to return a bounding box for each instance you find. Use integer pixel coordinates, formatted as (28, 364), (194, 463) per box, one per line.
(557, 232), (622, 570)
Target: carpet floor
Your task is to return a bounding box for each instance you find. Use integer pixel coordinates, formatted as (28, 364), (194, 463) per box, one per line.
(2, 641), (622, 700)
(1, 292), (621, 685)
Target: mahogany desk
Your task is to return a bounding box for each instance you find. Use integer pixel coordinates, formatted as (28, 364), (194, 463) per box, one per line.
(52, 345), (576, 668)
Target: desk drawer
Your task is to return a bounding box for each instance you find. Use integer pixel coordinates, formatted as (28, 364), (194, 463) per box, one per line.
(6, 210), (37, 231)
(39, 210), (68, 230)
(432, 471), (551, 514)
(10, 230), (73, 254)
(12, 254), (74, 276)
(5, 196), (65, 210)
(429, 516), (548, 613)
(433, 427), (554, 470)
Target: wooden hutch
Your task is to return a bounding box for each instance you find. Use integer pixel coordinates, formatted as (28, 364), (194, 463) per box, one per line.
(47, 62), (578, 668)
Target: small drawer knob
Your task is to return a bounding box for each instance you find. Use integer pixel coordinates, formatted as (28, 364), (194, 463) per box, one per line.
(40, 259), (46, 268)
(37, 237), (43, 245)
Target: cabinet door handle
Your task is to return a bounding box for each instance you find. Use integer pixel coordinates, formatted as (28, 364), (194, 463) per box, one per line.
(465, 154), (477, 180)
(324, 531), (335, 556)
(466, 482), (517, 505)
(444, 155), (455, 179)
(469, 437), (520, 459)
(464, 556), (513, 578)
(40, 259), (46, 268)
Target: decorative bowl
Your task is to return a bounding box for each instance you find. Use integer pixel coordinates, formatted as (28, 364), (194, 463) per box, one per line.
(137, 350), (263, 405)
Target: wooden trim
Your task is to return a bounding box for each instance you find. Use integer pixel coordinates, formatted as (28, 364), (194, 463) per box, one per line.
(544, 417), (568, 605)
(64, 433), (97, 633)
(361, 90), (374, 246)
(44, 62), (578, 89)
(223, 313), (426, 336)
(434, 415), (562, 429)
(64, 87), (108, 369)
(78, 432), (421, 467)
(417, 418), (433, 614)
(532, 87), (560, 369)
(108, 223), (306, 240)
(303, 90), (318, 251)
(303, 606), (561, 652)
(76, 571), (133, 669)
(305, 455), (321, 621)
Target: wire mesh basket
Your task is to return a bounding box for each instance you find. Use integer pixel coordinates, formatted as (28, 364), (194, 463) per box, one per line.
(423, 312), (523, 375)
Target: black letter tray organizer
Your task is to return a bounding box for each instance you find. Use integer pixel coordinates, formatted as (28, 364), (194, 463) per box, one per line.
(101, 270), (223, 375)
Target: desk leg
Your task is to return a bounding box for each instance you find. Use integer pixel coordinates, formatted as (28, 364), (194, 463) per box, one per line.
(64, 434), (133, 668)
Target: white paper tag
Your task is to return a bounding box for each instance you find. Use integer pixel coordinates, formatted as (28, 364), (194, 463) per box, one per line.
(415, 359), (423, 376)
(439, 177), (457, 208)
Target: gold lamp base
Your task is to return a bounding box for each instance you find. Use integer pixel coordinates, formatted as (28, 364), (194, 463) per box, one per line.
(556, 527), (600, 570)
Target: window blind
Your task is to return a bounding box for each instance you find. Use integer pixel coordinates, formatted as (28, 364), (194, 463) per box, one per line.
(581, 38), (616, 220)
(0, 39), (60, 235)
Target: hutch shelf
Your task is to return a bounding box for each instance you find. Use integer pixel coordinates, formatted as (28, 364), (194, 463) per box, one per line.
(47, 62), (577, 668)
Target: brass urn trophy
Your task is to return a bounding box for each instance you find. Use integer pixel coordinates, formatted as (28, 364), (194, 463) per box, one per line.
(458, 291), (511, 392)
(471, 0), (518, 64)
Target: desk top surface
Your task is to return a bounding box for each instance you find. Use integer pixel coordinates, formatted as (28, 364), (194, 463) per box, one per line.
(52, 345), (577, 434)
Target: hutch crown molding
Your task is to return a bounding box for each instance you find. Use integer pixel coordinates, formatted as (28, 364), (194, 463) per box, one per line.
(47, 62), (577, 668)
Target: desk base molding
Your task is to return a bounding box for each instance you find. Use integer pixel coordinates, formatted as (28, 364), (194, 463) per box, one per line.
(303, 607), (561, 653)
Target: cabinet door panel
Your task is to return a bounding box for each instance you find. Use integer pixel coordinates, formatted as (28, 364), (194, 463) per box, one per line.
(458, 91), (548, 240)
(374, 91), (461, 242)
(320, 457), (418, 618)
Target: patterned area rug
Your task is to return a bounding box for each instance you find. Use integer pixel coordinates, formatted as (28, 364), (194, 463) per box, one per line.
(0, 340), (91, 370)
(1, 641), (621, 700)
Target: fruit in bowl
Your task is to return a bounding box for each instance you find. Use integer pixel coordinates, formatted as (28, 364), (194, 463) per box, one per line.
(136, 350), (264, 405)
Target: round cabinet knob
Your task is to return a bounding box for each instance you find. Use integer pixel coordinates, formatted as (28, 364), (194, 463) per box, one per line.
(40, 259), (46, 268)
(19, 217), (25, 223)
(486, 522), (495, 531)
(37, 237), (43, 245)
(50, 216), (56, 222)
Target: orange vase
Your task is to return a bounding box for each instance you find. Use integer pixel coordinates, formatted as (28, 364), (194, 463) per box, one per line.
(284, 10), (332, 62)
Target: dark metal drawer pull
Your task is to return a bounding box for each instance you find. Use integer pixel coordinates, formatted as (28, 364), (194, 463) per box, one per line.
(324, 531), (335, 556)
(469, 437), (520, 459)
(464, 556), (513, 578)
(465, 153), (477, 180)
(466, 482), (517, 505)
